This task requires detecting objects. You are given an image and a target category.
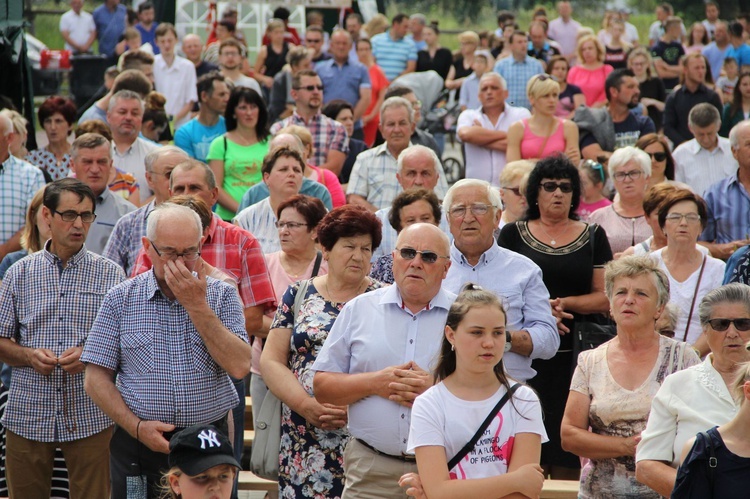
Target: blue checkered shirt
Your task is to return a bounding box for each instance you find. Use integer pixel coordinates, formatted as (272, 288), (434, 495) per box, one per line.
(103, 200), (154, 275)
(493, 56), (544, 110)
(81, 271), (248, 426)
(700, 171), (750, 244)
(0, 243), (125, 442)
(0, 155), (45, 244)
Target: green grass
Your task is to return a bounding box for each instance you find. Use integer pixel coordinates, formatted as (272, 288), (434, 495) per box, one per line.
(26, 2), (676, 55)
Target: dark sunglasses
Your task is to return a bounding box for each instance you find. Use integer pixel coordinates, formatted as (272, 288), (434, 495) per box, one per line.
(648, 152), (667, 162)
(708, 318), (750, 332)
(294, 85), (324, 91)
(396, 247), (449, 264)
(540, 181), (574, 193)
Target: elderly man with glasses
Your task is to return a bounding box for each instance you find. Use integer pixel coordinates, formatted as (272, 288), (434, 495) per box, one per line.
(313, 222), (455, 498)
(0, 178), (125, 498)
(82, 201), (252, 498)
(442, 179), (559, 382)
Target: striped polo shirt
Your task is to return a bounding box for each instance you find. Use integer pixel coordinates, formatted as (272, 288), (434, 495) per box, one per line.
(371, 30), (418, 81)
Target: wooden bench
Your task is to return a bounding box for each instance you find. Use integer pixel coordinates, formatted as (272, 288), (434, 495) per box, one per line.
(237, 474), (576, 495)
(237, 470), (276, 491)
(541, 479), (579, 498)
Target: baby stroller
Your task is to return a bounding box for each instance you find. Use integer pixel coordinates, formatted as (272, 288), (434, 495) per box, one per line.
(389, 71), (465, 184)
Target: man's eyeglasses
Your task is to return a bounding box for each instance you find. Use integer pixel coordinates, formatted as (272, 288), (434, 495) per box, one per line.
(395, 247), (449, 264)
(275, 221), (308, 230)
(53, 210), (96, 223)
(612, 170), (643, 182)
(707, 318), (750, 332)
(449, 203), (494, 218)
(501, 186), (523, 196)
(540, 181), (574, 193)
(149, 239), (201, 262)
(306, 38), (323, 44)
(647, 151), (667, 162)
(294, 85), (324, 91)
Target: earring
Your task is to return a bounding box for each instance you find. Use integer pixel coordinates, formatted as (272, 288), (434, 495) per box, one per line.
(450, 344), (455, 351)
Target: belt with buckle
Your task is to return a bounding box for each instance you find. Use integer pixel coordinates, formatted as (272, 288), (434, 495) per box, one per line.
(355, 438), (416, 462)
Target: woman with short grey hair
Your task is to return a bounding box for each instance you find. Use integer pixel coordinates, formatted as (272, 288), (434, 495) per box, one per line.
(589, 146), (653, 254)
(562, 255), (699, 498)
(635, 283), (750, 496)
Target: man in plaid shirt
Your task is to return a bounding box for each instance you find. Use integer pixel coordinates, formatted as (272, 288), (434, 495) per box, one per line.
(270, 69), (349, 176)
(0, 178), (125, 498)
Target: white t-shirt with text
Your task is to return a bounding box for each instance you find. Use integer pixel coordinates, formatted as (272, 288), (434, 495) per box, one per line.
(407, 382), (547, 480)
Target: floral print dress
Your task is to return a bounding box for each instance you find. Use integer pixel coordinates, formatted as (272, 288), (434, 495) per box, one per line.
(270, 278), (383, 499)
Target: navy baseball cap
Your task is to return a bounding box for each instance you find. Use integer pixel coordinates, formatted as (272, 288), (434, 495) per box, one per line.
(168, 424), (240, 476)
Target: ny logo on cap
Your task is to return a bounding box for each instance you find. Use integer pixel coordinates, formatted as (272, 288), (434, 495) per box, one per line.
(197, 429), (221, 449)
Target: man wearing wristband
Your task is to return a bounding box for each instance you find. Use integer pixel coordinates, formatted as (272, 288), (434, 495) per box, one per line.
(81, 202), (251, 498)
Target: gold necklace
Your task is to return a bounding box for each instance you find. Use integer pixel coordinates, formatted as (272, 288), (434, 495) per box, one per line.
(537, 219), (570, 246)
(282, 253), (313, 278)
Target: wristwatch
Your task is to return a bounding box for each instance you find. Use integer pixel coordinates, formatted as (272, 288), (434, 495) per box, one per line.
(505, 331), (512, 352)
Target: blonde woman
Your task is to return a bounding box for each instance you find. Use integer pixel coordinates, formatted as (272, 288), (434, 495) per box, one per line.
(254, 19), (295, 91)
(498, 160), (535, 228)
(506, 74), (580, 163)
(628, 47), (666, 130)
(445, 31), (479, 90)
(568, 35), (613, 107)
(363, 14), (388, 38)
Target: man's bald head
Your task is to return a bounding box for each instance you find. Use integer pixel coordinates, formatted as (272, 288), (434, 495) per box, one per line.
(269, 133), (305, 155)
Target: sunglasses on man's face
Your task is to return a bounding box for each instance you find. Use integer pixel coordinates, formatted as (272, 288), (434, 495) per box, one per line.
(707, 318), (750, 332)
(540, 181), (574, 193)
(295, 85), (324, 91)
(396, 247), (449, 264)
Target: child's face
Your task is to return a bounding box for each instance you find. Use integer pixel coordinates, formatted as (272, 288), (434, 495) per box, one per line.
(128, 36), (142, 50)
(472, 58), (488, 75)
(169, 464), (236, 499)
(726, 62), (738, 79)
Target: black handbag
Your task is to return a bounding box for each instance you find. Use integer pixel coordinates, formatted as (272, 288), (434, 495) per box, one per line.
(571, 224), (616, 366)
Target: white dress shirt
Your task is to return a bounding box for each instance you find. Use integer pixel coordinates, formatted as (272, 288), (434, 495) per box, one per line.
(312, 285), (456, 455)
(457, 104), (531, 186)
(443, 243), (559, 381)
(672, 137), (737, 197)
(637, 354), (738, 467)
(153, 54), (198, 129)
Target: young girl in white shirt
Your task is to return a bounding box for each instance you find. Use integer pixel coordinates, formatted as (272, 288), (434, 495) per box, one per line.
(400, 284), (548, 498)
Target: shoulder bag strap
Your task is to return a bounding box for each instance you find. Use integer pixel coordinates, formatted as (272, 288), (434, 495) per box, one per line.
(683, 256), (707, 342)
(292, 279), (311, 322)
(311, 251), (323, 278)
(701, 430), (717, 491)
(447, 383), (521, 470)
(223, 135), (227, 163)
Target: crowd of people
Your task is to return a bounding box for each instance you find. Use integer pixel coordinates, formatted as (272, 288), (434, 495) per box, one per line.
(3, 0), (750, 498)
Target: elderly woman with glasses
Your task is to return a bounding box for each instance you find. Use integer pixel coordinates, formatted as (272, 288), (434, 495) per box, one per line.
(634, 283), (750, 497)
(561, 256), (700, 499)
(261, 205), (383, 498)
(589, 146), (653, 255)
(648, 189), (725, 355)
(506, 74), (580, 164)
(498, 154), (613, 480)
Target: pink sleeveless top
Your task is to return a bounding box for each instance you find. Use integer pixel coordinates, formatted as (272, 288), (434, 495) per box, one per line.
(519, 118), (567, 159)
